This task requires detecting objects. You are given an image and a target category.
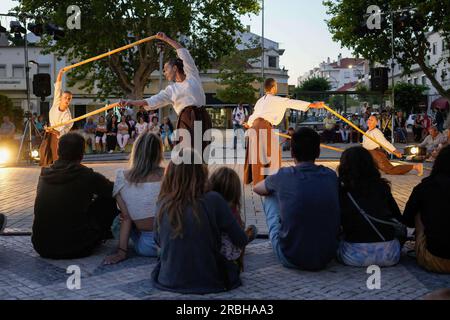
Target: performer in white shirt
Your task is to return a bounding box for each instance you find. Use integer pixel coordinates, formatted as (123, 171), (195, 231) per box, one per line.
(363, 115), (423, 176)
(119, 32), (211, 159)
(243, 78), (325, 185)
(40, 70), (73, 166)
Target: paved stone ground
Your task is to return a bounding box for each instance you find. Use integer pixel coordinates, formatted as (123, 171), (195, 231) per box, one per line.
(1, 146), (448, 299)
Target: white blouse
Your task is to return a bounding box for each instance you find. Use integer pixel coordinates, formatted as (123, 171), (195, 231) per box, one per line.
(144, 48), (206, 115)
(112, 169), (161, 221)
(247, 94), (311, 127)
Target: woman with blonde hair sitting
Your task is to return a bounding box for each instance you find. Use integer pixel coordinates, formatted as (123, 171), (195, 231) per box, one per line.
(104, 132), (164, 264)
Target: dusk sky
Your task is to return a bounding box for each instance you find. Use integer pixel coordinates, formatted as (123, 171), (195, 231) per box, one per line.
(0, 0), (353, 85)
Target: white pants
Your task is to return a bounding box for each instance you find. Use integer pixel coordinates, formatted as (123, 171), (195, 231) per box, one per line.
(84, 133), (96, 150)
(117, 133), (130, 149)
(95, 135), (106, 145)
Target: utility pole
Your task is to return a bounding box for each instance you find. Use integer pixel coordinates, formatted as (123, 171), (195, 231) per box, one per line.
(260, 0), (265, 97)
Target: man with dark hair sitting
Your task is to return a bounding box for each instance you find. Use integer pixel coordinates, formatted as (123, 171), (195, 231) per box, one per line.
(253, 127), (340, 270)
(33, 132), (118, 259)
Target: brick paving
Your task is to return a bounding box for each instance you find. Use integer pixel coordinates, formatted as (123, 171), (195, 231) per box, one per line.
(1, 151), (448, 299)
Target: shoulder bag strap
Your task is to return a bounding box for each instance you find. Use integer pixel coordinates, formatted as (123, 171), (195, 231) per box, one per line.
(346, 191), (386, 242)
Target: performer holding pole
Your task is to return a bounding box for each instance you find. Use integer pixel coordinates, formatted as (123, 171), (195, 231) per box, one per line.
(244, 78), (325, 185)
(119, 32), (212, 159)
(363, 115), (423, 176)
(40, 70), (73, 166)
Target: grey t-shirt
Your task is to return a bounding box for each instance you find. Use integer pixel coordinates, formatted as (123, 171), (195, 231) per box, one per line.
(265, 162), (340, 270)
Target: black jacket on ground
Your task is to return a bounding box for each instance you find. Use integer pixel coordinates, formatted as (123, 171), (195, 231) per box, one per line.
(32, 160), (115, 258)
(402, 176), (450, 259)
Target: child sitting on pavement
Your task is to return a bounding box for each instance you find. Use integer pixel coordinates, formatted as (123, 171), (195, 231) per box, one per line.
(209, 167), (257, 270)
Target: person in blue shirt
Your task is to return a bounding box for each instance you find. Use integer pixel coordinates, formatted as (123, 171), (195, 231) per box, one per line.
(253, 127), (340, 271)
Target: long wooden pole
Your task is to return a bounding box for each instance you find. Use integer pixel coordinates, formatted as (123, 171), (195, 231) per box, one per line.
(46, 102), (120, 130)
(61, 35), (158, 72)
(49, 36), (159, 129)
(322, 104), (396, 155)
(276, 132), (345, 153)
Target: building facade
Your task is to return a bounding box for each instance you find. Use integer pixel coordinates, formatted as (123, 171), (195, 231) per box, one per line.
(298, 54), (368, 91)
(0, 30), (289, 129)
(388, 31), (450, 109)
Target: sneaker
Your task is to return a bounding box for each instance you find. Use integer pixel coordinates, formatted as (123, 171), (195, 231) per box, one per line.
(0, 214), (7, 233)
(108, 150), (113, 154)
(245, 225), (258, 243)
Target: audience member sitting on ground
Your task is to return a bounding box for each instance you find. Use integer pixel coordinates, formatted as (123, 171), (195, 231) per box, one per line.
(419, 126), (447, 157)
(282, 127), (295, 151)
(161, 117), (174, 150)
(209, 167), (257, 271)
(430, 129), (450, 160)
(117, 116), (130, 152)
(152, 149), (248, 294)
(323, 113), (336, 143)
(95, 116), (107, 153)
(338, 123), (350, 143)
(149, 116), (161, 136)
(0, 116), (16, 141)
(402, 145), (450, 274)
(126, 115), (136, 139)
(32, 133), (118, 259)
(253, 127), (340, 271)
(106, 115), (118, 153)
(83, 117), (97, 152)
(363, 115), (423, 176)
(134, 116), (148, 137)
(337, 146), (404, 267)
(104, 132), (164, 265)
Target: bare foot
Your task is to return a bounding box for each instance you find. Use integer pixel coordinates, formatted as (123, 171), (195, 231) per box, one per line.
(415, 163), (424, 177)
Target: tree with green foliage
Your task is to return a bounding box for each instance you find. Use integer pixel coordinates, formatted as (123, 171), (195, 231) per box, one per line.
(294, 76), (331, 102)
(324, 0), (450, 102)
(355, 83), (386, 106)
(0, 94), (24, 131)
(17, 0), (260, 100)
(215, 44), (262, 105)
(393, 82), (428, 113)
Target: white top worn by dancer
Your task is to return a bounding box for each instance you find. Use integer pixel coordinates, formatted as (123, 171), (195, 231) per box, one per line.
(144, 48), (205, 115)
(112, 169), (161, 220)
(362, 128), (396, 151)
(248, 94), (311, 127)
(49, 80), (73, 135)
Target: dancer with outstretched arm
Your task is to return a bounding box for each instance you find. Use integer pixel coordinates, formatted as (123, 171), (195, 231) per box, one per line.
(119, 32), (212, 160)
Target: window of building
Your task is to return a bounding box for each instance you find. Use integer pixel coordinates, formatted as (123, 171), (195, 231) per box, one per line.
(407, 79), (411, 84)
(432, 42), (437, 55)
(268, 56), (277, 68)
(421, 75), (427, 85)
(12, 65), (24, 78)
(38, 64), (50, 74)
(413, 77), (418, 85)
(0, 65), (6, 78)
(344, 71), (350, 78)
(443, 40), (447, 52)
